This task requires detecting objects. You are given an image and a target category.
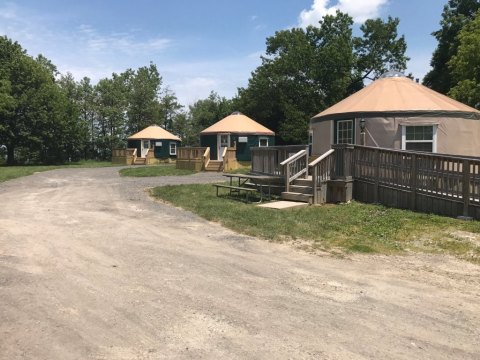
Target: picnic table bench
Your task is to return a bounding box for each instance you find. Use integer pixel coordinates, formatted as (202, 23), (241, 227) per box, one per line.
(213, 173), (284, 203)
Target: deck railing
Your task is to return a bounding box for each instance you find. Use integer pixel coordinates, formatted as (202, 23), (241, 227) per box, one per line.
(176, 147), (209, 171)
(351, 145), (480, 218)
(251, 145), (308, 176)
(111, 148), (137, 165)
(309, 149), (335, 204)
(281, 149), (308, 192)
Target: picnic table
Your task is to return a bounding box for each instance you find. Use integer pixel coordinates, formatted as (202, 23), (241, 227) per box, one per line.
(213, 173), (282, 203)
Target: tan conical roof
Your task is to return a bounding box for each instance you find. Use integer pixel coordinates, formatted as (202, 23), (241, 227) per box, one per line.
(128, 125), (181, 141)
(200, 112), (275, 135)
(312, 76), (480, 121)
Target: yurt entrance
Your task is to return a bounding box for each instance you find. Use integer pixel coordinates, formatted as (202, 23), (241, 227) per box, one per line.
(141, 140), (150, 157)
(217, 133), (230, 160)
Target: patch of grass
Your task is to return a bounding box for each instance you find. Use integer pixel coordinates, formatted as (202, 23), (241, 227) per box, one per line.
(119, 164), (196, 177)
(151, 183), (480, 263)
(225, 161), (252, 174)
(0, 161), (119, 183)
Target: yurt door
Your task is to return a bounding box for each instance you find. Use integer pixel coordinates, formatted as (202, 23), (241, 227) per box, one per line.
(217, 134), (230, 160)
(141, 140), (150, 157)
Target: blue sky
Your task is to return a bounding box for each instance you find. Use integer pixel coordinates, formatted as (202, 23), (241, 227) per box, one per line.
(0, 0), (447, 105)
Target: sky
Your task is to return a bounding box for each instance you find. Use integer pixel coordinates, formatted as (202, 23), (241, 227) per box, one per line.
(0, 0), (448, 106)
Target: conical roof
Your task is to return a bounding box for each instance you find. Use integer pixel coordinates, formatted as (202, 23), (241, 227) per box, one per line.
(312, 75), (480, 121)
(128, 125), (181, 141)
(200, 112), (275, 135)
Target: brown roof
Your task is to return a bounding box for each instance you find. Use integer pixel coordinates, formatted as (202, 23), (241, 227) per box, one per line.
(312, 76), (480, 121)
(200, 112), (275, 135)
(127, 125), (181, 141)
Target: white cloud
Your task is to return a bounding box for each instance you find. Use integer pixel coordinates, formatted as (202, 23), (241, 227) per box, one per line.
(299, 0), (389, 27)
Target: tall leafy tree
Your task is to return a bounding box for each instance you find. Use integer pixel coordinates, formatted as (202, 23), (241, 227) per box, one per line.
(0, 36), (69, 164)
(78, 77), (96, 158)
(126, 63), (162, 133)
(95, 73), (128, 159)
(57, 73), (89, 161)
(448, 10), (480, 108)
(158, 88), (183, 132)
(188, 91), (233, 132)
(423, 0), (480, 93)
(237, 11), (408, 144)
(354, 16), (409, 82)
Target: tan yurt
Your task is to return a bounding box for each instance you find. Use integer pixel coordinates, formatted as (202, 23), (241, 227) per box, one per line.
(127, 125), (181, 159)
(200, 112), (275, 161)
(310, 72), (480, 157)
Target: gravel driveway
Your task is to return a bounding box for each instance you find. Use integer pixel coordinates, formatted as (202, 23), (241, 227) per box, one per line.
(0, 167), (479, 359)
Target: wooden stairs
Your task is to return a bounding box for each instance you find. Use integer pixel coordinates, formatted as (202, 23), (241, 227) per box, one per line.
(205, 160), (223, 172)
(133, 157), (147, 165)
(281, 176), (314, 204)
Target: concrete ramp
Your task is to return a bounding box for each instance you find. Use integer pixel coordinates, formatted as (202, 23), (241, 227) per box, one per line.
(257, 201), (308, 210)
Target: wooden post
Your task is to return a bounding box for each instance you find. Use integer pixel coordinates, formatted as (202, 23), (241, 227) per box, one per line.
(462, 160), (470, 217)
(410, 154), (417, 211)
(313, 165), (318, 204)
(285, 163), (290, 192)
(374, 148), (380, 203)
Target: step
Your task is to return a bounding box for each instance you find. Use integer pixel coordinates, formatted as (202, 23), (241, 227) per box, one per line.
(281, 191), (313, 204)
(289, 185), (313, 194)
(292, 178), (313, 187)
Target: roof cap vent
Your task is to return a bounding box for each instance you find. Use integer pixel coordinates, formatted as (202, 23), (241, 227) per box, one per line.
(380, 70), (406, 79)
(231, 111), (243, 115)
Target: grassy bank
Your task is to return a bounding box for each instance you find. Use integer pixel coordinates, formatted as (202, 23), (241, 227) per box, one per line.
(0, 160), (118, 183)
(119, 164), (196, 177)
(151, 183), (480, 263)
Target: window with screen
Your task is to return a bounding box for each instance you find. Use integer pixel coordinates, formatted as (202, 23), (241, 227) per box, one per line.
(336, 120), (354, 144)
(169, 143), (177, 155)
(403, 126), (435, 152)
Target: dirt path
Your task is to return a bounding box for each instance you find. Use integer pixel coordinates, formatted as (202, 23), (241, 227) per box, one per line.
(0, 167), (479, 359)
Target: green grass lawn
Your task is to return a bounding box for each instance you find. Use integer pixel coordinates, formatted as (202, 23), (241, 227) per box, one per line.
(119, 164), (196, 177)
(0, 160), (119, 183)
(151, 183), (480, 263)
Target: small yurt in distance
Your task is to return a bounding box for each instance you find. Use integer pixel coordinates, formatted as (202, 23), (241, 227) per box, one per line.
(127, 125), (181, 159)
(200, 112), (275, 161)
(310, 72), (480, 157)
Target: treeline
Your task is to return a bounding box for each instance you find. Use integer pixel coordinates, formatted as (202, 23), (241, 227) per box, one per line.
(1, 1), (479, 165)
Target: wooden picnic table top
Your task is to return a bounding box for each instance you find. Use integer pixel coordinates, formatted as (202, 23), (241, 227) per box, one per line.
(222, 173), (279, 180)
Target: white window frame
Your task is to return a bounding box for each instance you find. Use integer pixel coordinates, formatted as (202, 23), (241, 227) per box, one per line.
(169, 142), (177, 156)
(143, 140), (150, 149)
(401, 125), (437, 153)
(258, 137), (269, 147)
(336, 119), (354, 144)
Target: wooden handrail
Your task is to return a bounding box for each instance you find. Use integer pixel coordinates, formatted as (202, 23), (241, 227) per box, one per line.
(280, 150), (307, 166)
(309, 149), (334, 168)
(203, 147), (211, 169)
(309, 149), (336, 204)
(281, 149), (308, 192)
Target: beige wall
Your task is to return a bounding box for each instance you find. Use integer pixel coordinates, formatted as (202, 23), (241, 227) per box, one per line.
(311, 116), (480, 157)
(310, 120), (333, 155)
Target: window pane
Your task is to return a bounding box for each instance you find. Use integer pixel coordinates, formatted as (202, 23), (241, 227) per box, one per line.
(406, 126), (433, 141)
(406, 127), (415, 140)
(406, 142), (432, 152)
(337, 120), (353, 144)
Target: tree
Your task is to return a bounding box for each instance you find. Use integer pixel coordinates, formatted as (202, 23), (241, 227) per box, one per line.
(423, 0), (480, 93)
(95, 73), (128, 159)
(188, 91), (233, 137)
(126, 63), (162, 133)
(354, 16), (409, 82)
(78, 77), (96, 158)
(57, 73), (89, 161)
(237, 11), (408, 144)
(0, 36), (70, 164)
(238, 12), (355, 144)
(158, 88), (183, 132)
(448, 10), (480, 108)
